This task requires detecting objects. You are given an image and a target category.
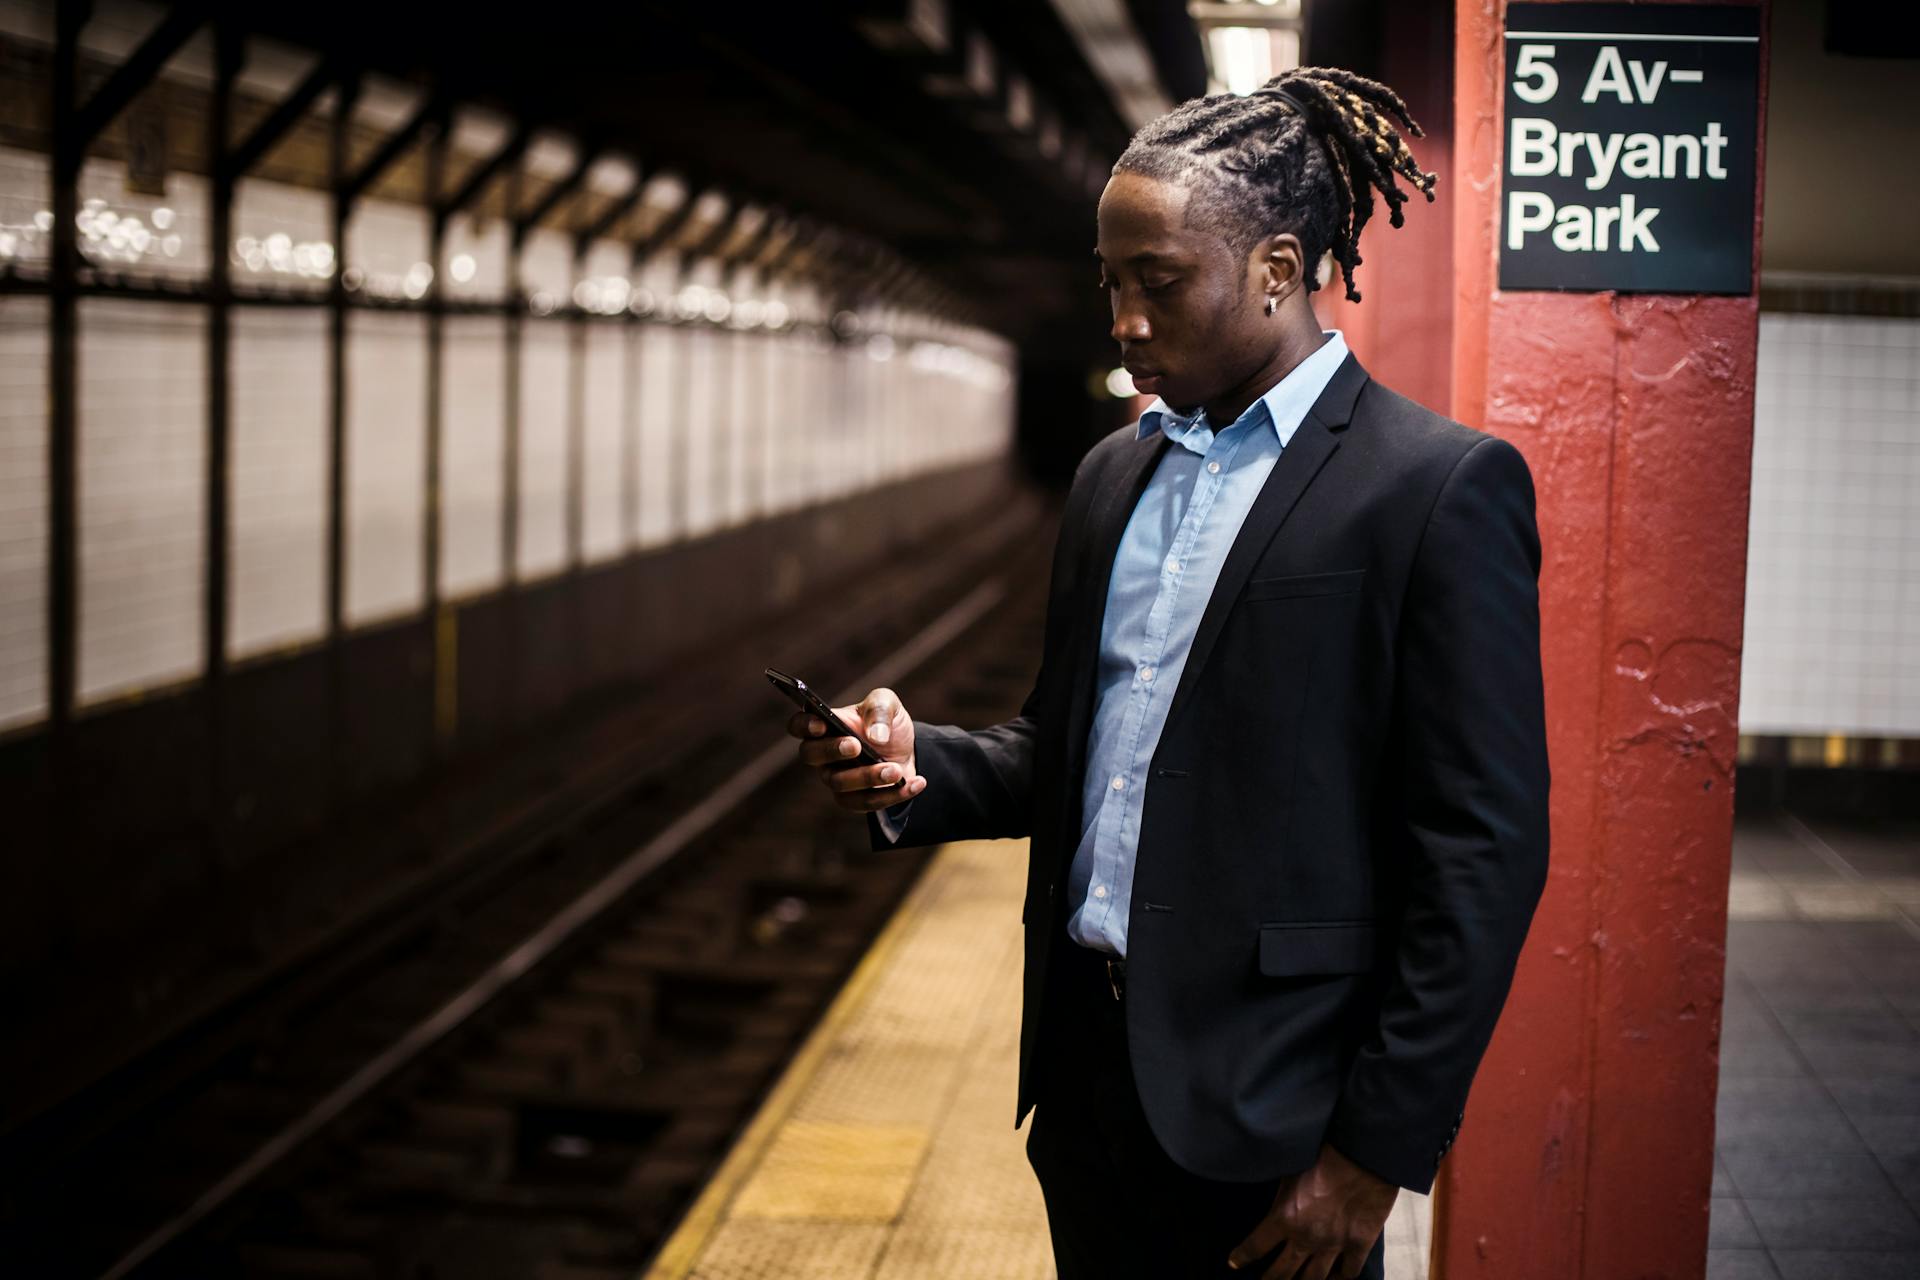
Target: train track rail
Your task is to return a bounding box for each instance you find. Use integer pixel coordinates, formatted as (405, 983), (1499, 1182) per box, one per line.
(4, 496), (1057, 1279)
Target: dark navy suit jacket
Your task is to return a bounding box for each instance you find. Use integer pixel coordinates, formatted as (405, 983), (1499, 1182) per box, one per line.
(867, 352), (1550, 1194)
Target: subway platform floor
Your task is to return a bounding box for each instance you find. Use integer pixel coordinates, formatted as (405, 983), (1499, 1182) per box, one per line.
(642, 811), (1919, 1280)
(1711, 811), (1920, 1280)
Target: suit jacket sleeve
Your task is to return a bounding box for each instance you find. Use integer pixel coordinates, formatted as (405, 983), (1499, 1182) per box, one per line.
(863, 434), (1114, 853)
(1322, 434), (1552, 1194)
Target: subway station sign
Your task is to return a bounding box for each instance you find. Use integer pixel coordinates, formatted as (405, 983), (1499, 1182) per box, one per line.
(1500, 3), (1760, 293)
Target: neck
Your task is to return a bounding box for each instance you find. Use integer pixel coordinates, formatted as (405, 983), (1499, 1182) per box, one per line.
(1201, 316), (1328, 425)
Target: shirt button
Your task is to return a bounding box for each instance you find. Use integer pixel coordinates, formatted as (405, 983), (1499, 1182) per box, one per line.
(1164, 555), (1179, 573)
(1207, 460), (1221, 474)
(1137, 664), (1154, 682)
(1110, 774), (1125, 791)
(1093, 885), (1108, 900)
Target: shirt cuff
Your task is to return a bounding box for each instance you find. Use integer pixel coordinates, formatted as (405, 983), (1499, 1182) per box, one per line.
(874, 797), (914, 844)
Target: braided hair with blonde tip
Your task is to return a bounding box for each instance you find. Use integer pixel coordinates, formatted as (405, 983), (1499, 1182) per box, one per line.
(1111, 66), (1437, 303)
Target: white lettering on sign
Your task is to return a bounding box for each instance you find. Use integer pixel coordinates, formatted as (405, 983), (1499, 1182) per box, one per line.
(1511, 118), (1732, 186)
(1507, 191), (1660, 252)
(1581, 45), (1670, 102)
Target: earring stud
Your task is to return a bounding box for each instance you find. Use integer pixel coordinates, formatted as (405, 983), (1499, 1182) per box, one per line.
(1264, 296), (1277, 316)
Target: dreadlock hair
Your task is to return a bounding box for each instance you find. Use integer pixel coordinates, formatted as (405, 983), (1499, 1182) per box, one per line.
(1111, 66), (1437, 303)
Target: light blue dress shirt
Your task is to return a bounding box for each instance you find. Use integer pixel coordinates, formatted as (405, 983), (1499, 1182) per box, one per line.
(881, 331), (1351, 959)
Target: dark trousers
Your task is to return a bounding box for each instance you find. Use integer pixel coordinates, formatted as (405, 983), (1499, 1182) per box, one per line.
(1024, 941), (1388, 1280)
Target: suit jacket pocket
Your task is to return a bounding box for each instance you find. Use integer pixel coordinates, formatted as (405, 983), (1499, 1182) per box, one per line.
(1258, 921), (1380, 976)
(1241, 567), (1365, 602)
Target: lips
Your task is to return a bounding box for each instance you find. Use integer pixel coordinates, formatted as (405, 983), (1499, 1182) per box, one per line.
(1124, 365), (1165, 395)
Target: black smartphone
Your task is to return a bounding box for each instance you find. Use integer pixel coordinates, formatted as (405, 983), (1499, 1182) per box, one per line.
(765, 666), (888, 766)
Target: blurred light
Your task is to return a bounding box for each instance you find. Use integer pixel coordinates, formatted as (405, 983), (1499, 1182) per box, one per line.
(703, 291), (732, 323)
(573, 280), (599, 310)
(530, 290), (556, 316)
(0, 232), (16, 259)
(1105, 367), (1137, 398)
(831, 309), (860, 338)
(151, 206), (174, 230)
(867, 333), (895, 361)
(1208, 27), (1269, 95)
(342, 266), (364, 291)
(161, 234), (181, 257)
(763, 300), (789, 329)
(449, 252), (476, 283)
(33, 209), (53, 232)
(734, 299), (764, 328)
(628, 286), (656, 317)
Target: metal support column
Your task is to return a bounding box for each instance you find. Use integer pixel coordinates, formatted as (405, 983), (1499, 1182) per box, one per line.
(204, 22), (241, 854)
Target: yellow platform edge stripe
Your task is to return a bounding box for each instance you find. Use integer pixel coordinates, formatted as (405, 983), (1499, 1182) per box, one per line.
(640, 839), (965, 1279)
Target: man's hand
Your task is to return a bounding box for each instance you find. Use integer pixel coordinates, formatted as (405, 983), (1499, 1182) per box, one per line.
(1227, 1142), (1398, 1279)
(785, 686), (926, 812)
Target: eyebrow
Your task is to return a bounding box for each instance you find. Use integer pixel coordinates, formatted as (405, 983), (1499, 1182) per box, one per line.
(1091, 248), (1187, 266)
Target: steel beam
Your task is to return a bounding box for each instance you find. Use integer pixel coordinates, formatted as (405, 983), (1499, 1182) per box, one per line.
(75, 2), (204, 145)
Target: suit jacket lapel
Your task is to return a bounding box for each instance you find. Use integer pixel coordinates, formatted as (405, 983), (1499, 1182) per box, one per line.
(1157, 352), (1371, 741)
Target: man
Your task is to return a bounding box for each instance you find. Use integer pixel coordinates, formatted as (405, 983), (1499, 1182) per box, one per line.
(787, 66), (1550, 1280)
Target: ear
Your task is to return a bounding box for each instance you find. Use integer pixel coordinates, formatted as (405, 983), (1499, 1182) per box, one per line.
(1254, 232), (1307, 304)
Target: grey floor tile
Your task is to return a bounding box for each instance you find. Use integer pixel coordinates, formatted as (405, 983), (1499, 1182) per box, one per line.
(1802, 1039), (1920, 1080)
(1768, 1250), (1920, 1280)
(1860, 1116), (1920, 1208)
(1743, 1194), (1920, 1250)
(1776, 1012), (1919, 1050)
(1717, 1079), (1869, 1153)
(1753, 978), (1901, 1017)
(1715, 1154), (1738, 1197)
(1711, 1197), (1762, 1248)
(1720, 1148), (1899, 1199)
(1705, 1251), (1780, 1280)
(1720, 1031), (1812, 1078)
(1817, 921), (1920, 957)
(1825, 1075), (1920, 1124)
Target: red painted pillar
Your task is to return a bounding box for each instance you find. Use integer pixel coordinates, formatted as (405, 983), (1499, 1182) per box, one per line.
(1434, 3), (1768, 1278)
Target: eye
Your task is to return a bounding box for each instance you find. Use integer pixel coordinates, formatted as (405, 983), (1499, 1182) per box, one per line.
(1143, 277), (1177, 293)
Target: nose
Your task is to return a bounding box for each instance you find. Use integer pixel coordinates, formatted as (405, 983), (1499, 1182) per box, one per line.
(1110, 296), (1150, 346)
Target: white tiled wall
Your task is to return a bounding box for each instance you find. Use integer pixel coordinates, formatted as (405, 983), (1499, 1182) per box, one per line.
(441, 315), (507, 598)
(76, 159), (211, 282)
(1740, 313), (1920, 736)
(232, 178), (331, 297)
(444, 214), (510, 301)
(516, 324), (570, 579)
(634, 322), (677, 551)
(0, 297), (48, 731)
(230, 308), (326, 658)
(581, 324), (625, 565)
(76, 300), (206, 706)
(344, 310), (426, 625)
(0, 146), (49, 270)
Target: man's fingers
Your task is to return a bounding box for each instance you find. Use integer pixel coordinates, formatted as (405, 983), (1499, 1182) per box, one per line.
(1229, 1211), (1288, 1272)
(1334, 1243), (1372, 1280)
(825, 761), (908, 794)
(1258, 1241), (1310, 1280)
(797, 734), (866, 767)
(860, 688), (900, 745)
(1299, 1248), (1341, 1280)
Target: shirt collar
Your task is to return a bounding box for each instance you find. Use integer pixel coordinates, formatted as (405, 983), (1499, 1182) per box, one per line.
(1135, 329), (1351, 451)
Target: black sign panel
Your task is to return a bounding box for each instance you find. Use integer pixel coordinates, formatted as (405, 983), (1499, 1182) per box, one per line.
(1500, 3), (1760, 294)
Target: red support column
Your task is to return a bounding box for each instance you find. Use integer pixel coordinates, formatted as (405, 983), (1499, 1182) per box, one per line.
(1435, 3), (1769, 1278)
